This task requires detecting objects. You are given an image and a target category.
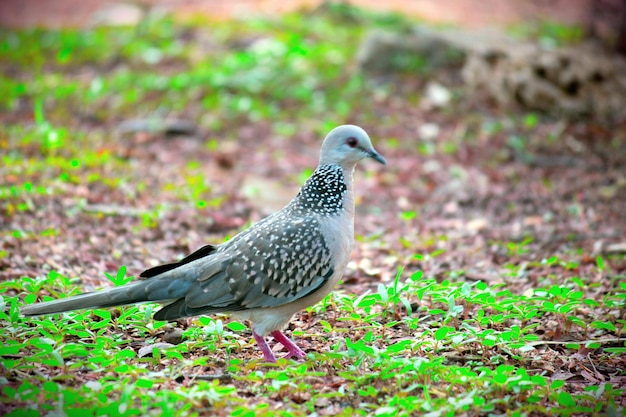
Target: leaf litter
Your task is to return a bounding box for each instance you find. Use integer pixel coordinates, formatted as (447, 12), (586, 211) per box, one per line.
(1, 7), (625, 416)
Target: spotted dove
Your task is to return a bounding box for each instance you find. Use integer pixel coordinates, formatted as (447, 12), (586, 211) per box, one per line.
(21, 124), (386, 362)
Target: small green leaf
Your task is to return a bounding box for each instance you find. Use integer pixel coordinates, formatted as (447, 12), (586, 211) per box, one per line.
(43, 381), (58, 393)
(115, 349), (136, 360)
(596, 256), (604, 271)
(136, 378), (154, 389)
(400, 211), (416, 221)
(557, 391), (576, 407)
(3, 386), (17, 398)
(530, 375), (548, 387)
(435, 326), (450, 341)
(226, 321), (247, 332)
(551, 380), (565, 389)
(493, 374), (507, 384)
(590, 321), (616, 331)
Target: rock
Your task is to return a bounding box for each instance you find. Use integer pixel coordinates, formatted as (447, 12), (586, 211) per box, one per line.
(358, 23), (626, 123)
(356, 26), (465, 73)
(418, 123), (441, 141)
(138, 342), (175, 358)
(163, 327), (184, 345)
(423, 82), (451, 108)
(462, 41), (626, 123)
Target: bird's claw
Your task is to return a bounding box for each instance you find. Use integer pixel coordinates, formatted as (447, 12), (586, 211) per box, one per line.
(283, 348), (307, 360)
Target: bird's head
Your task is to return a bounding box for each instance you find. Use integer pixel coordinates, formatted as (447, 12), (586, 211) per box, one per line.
(319, 124), (386, 168)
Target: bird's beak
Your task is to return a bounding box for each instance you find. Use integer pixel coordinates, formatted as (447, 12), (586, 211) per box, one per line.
(368, 149), (386, 165)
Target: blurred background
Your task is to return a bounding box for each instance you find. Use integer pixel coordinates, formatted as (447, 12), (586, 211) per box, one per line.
(0, 0), (612, 32)
(2, 0), (625, 286)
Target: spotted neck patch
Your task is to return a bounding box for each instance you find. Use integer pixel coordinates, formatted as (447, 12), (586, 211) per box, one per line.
(289, 164), (347, 215)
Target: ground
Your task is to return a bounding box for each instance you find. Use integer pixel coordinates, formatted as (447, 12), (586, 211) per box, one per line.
(0, 3), (625, 416)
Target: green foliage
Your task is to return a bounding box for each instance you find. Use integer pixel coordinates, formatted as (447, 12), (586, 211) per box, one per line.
(507, 19), (584, 47)
(1, 7), (624, 417)
(0, 10), (377, 125)
(3, 258), (626, 415)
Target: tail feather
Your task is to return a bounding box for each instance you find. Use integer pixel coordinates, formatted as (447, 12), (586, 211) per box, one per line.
(21, 282), (152, 316)
(140, 244), (216, 278)
(21, 251), (216, 318)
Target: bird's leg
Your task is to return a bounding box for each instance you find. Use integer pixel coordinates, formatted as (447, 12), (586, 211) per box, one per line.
(253, 331), (277, 363)
(270, 330), (307, 359)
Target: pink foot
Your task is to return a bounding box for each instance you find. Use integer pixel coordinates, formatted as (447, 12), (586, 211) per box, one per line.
(253, 331), (277, 363)
(271, 330), (307, 360)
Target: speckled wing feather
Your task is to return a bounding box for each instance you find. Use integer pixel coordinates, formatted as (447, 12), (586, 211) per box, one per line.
(152, 212), (335, 320)
(151, 166), (348, 321)
(217, 214), (334, 306)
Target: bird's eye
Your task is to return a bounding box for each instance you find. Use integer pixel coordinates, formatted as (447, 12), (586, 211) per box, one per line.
(346, 137), (358, 148)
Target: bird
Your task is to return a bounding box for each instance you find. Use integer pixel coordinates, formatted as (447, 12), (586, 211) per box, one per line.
(21, 124), (386, 363)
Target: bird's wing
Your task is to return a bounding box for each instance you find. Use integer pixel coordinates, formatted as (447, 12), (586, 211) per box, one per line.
(153, 215), (335, 320)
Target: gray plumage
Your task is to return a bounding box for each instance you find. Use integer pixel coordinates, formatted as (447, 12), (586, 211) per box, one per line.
(21, 124), (385, 362)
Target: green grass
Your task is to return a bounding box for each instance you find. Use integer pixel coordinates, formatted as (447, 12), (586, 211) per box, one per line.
(506, 19), (584, 47)
(1, 5), (625, 417)
(3, 263), (625, 416)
